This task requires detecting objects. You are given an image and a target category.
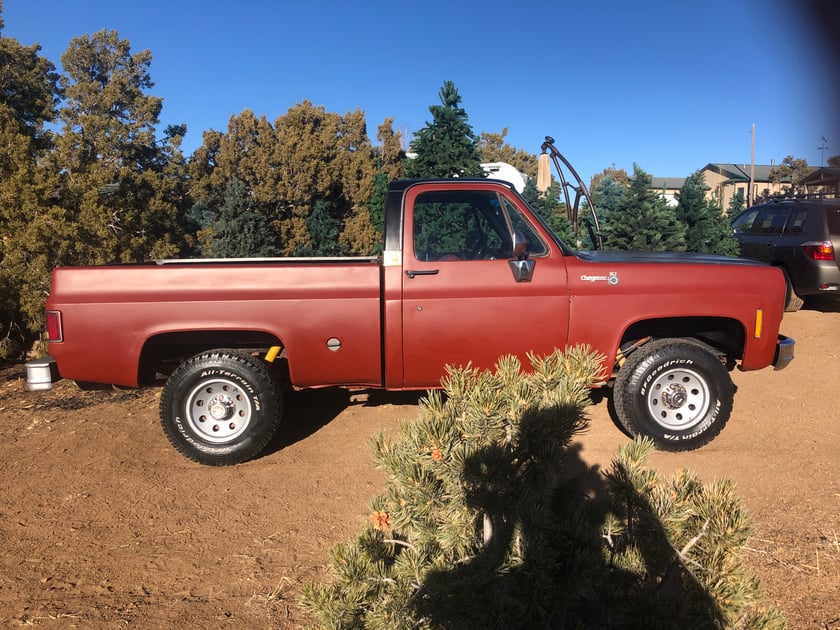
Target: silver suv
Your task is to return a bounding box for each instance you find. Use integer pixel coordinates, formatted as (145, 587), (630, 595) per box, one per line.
(731, 197), (840, 311)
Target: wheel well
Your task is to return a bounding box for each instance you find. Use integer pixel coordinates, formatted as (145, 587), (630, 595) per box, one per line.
(618, 317), (744, 367)
(138, 330), (284, 386)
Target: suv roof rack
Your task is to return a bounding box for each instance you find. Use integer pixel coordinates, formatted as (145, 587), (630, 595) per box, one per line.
(767, 191), (839, 202)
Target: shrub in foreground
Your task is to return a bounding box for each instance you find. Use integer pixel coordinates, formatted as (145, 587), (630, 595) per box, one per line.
(300, 348), (784, 629)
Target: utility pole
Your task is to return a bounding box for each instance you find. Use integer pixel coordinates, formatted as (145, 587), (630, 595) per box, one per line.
(818, 136), (829, 166)
(750, 124), (755, 207)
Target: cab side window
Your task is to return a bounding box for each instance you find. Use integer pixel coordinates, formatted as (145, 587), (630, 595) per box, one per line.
(413, 190), (508, 261)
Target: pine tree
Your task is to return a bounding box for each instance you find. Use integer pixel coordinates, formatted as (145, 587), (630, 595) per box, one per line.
(676, 171), (739, 256)
(0, 27), (64, 356)
(404, 81), (484, 179)
(205, 179), (280, 258)
(298, 198), (347, 256)
(727, 189), (746, 218)
(602, 165), (686, 251)
(190, 102), (379, 256)
(375, 117), (405, 182)
(300, 348), (784, 629)
(590, 170), (628, 215)
(51, 30), (185, 265)
(590, 165), (630, 195)
(769, 155), (810, 195)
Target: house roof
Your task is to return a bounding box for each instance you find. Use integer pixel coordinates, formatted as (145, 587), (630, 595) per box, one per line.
(701, 163), (781, 182)
(803, 166), (840, 186)
(650, 177), (685, 190)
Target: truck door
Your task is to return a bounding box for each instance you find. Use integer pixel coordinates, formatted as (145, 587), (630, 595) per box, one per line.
(398, 184), (571, 388)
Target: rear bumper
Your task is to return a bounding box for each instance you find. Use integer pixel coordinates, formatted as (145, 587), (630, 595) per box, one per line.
(25, 356), (60, 391)
(773, 335), (795, 371)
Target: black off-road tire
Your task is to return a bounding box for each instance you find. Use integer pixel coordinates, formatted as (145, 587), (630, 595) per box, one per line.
(160, 350), (282, 465)
(612, 339), (734, 451)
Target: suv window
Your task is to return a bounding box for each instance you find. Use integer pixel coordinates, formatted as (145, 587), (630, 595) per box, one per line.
(752, 206), (789, 234)
(784, 208), (807, 234)
(731, 209), (758, 234)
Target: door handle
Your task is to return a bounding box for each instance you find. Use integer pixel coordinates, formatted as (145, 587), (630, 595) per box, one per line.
(405, 269), (440, 279)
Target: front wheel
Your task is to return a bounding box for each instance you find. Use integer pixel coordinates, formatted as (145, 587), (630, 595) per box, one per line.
(160, 350), (282, 465)
(612, 339), (734, 451)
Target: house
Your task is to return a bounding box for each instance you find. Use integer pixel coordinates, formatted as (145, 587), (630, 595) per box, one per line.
(802, 166), (840, 196)
(700, 164), (789, 209)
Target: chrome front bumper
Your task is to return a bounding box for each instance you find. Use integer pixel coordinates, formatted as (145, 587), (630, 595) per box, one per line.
(25, 356), (60, 391)
(773, 335), (795, 371)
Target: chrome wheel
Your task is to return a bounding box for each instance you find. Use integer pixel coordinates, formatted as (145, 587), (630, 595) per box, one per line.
(645, 367), (710, 431)
(185, 378), (252, 444)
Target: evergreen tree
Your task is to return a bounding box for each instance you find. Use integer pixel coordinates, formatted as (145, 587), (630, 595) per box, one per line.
(676, 171), (739, 256)
(364, 166), (389, 255)
(51, 30), (185, 265)
(375, 117), (405, 182)
(590, 170), (628, 215)
(0, 25), (64, 356)
(601, 165), (686, 251)
(190, 102), (379, 256)
(300, 349), (784, 629)
(769, 155), (810, 195)
(0, 21), (59, 148)
(297, 199), (347, 256)
(361, 118), (407, 255)
(205, 179), (280, 258)
(404, 81), (483, 179)
(727, 189), (746, 218)
(589, 171), (629, 251)
(590, 165), (629, 196)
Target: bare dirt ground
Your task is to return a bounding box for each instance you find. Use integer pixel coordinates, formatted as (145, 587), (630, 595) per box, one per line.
(2, 304), (838, 629)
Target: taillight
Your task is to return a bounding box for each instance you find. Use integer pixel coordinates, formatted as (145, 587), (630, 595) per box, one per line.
(801, 241), (835, 261)
(45, 311), (63, 342)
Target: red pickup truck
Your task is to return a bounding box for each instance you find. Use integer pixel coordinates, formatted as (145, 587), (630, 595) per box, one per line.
(27, 178), (794, 465)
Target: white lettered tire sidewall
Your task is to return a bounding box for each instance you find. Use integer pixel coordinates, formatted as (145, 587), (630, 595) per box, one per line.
(160, 350), (282, 465)
(613, 339), (734, 451)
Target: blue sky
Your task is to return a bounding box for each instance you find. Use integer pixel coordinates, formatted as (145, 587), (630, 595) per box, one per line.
(3, 0), (837, 184)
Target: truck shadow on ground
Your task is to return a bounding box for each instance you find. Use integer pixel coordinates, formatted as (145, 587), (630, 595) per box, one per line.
(264, 387), (425, 455)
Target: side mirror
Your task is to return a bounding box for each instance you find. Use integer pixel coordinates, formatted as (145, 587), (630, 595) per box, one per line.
(511, 229), (528, 259)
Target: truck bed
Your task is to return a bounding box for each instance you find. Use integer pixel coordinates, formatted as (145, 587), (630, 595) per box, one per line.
(47, 258), (384, 388)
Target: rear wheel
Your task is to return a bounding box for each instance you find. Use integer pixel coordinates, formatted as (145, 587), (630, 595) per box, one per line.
(160, 349), (282, 465)
(612, 339), (733, 451)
